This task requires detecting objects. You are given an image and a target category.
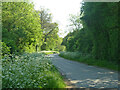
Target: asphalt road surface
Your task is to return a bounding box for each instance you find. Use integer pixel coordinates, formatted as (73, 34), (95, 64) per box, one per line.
(49, 54), (119, 88)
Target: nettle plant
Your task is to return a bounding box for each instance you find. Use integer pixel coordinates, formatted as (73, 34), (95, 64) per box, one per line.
(2, 53), (63, 88)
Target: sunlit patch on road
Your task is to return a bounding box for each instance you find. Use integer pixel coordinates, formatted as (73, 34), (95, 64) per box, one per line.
(50, 54), (119, 88)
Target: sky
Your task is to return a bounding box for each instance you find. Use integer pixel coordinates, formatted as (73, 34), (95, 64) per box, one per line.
(32, 0), (83, 37)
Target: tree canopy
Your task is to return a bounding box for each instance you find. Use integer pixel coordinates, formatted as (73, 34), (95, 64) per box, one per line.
(37, 7), (64, 51)
(63, 2), (119, 63)
(2, 2), (64, 55)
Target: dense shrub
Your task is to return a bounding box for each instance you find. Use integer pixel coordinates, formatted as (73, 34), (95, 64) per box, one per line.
(2, 53), (66, 88)
(0, 41), (10, 56)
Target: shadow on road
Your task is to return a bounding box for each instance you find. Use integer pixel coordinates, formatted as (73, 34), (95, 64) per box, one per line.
(48, 54), (119, 88)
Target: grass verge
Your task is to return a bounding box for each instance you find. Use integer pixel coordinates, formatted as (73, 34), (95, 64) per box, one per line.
(2, 53), (66, 88)
(59, 52), (119, 71)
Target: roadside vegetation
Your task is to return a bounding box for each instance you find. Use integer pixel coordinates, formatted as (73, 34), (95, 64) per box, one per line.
(62, 3), (119, 72)
(2, 53), (66, 88)
(59, 52), (119, 71)
(1, 1), (119, 88)
(1, 1), (66, 88)
(2, 2), (65, 55)
(41, 51), (59, 55)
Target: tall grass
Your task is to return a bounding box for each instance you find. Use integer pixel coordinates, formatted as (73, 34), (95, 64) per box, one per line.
(59, 52), (119, 71)
(2, 53), (66, 88)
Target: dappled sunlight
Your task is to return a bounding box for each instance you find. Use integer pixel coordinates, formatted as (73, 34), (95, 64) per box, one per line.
(48, 54), (58, 58)
(97, 71), (115, 74)
(71, 80), (80, 84)
(70, 78), (118, 88)
(51, 54), (119, 88)
(2, 0), (119, 88)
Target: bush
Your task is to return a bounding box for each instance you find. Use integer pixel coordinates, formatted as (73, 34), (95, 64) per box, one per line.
(2, 53), (66, 88)
(0, 41), (10, 56)
(59, 45), (66, 51)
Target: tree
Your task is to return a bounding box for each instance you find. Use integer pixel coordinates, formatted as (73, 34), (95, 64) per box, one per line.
(2, 2), (43, 53)
(81, 2), (119, 61)
(37, 8), (63, 51)
(63, 2), (119, 63)
(69, 14), (82, 31)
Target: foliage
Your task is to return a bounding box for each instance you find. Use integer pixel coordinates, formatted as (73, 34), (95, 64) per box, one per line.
(62, 28), (92, 53)
(59, 45), (66, 52)
(2, 53), (66, 88)
(2, 2), (43, 54)
(59, 52), (119, 71)
(2, 3), (66, 88)
(63, 2), (119, 64)
(2, 2), (64, 54)
(81, 2), (119, 61)
(37, 8), (63, 51)
(68, 14), (82, 31)
(0, 41), (10, 56)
